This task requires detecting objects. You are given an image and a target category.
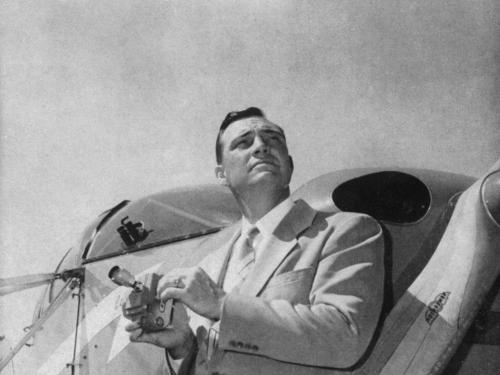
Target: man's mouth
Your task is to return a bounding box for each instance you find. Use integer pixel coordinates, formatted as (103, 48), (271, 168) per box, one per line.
(250, 159), (277, 170)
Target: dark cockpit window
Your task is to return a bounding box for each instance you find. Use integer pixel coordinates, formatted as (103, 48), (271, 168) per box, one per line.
(332, 171), (431, 224)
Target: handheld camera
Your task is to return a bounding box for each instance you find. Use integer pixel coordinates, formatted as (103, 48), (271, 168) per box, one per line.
(108, 266), (173, 332)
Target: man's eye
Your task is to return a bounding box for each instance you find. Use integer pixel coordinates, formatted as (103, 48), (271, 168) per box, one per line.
(235, 139), (249, 148)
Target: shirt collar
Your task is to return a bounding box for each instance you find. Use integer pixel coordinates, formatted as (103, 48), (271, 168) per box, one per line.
(241, 197), (295, 237)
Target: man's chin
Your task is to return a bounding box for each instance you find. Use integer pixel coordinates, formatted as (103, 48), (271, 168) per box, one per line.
(247, 173), (284, 188)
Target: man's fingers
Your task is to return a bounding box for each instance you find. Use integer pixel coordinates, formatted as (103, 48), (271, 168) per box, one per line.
(157, 277), (178, 292)
(157, 276), (185, 298)
(123, 304), (148, 318)
(124, 320), (142, 332)
(159, 287), (183, 302)
(125, 321), (145, 342)
(129, 329), (145, 342)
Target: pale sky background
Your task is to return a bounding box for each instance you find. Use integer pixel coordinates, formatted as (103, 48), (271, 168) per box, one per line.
(1, 0), (499, 345)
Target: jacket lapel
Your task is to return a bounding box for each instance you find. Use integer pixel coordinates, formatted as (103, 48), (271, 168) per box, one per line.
(238, 200), (317, 297)
(199, 223), (241, 286)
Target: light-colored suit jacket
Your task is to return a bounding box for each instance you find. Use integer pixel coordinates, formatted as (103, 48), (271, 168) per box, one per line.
(179, 199), (385, 375)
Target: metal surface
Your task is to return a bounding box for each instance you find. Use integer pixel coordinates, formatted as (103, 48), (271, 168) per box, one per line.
(0, 279), (77, 372)
(0, 273), (58, 296)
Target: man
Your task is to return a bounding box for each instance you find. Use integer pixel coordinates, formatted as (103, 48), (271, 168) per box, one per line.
(125, 107), (385, 375)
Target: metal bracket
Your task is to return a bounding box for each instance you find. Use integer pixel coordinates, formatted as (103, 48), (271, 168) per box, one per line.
(117, 216), (152, 246)
(57, 267), (85, 283)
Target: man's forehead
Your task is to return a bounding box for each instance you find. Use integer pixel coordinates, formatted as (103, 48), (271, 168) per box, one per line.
(223, 117), (285, 138)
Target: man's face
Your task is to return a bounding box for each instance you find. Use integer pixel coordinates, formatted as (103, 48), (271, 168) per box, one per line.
(215, 117), (293, 193)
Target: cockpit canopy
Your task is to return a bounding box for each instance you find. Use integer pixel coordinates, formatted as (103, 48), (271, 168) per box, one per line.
(81, 185), (241, 263)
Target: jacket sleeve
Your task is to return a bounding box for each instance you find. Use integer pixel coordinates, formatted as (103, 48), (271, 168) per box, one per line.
(217, 214), (385, 368)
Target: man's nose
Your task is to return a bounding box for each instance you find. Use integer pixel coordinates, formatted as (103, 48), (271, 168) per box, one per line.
(252, 135), (269, 156)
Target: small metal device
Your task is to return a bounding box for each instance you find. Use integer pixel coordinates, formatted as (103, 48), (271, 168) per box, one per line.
(116, 217), (152, 247)
(108, 266), (173, 332)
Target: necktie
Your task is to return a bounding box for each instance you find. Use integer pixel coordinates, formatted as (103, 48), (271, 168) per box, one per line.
(224, 226), (260, 292)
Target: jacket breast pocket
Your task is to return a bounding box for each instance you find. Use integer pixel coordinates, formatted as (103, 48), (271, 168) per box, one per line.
(261, 267), (314, 304)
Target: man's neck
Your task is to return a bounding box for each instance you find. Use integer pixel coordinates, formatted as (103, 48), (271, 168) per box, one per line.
(233, 187), (290, 224)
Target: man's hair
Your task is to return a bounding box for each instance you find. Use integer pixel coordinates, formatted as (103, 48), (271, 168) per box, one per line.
(215, 107), (265, 164)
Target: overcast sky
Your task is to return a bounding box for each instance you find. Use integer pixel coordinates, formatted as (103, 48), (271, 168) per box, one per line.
(1, 0), (499, 342)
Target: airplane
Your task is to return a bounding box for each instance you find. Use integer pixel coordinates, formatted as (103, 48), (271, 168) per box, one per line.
(1, 159), (499, 375)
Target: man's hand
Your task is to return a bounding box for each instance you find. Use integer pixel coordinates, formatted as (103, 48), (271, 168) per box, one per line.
(157, 267), (227, 321)
(125, 301), (194, 359)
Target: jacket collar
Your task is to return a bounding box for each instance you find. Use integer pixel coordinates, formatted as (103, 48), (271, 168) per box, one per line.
(210, 199), (317, 296)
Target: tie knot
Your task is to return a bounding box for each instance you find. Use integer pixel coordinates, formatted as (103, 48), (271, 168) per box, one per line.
(245, 226), (260, 249)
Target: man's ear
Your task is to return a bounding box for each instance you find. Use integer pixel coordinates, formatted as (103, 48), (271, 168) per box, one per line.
(289, 156), (294, 173)
(215, 165), (229, 186)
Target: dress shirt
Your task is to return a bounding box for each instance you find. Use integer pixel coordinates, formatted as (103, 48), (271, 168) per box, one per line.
(238, 197), (295, 263)
(223, 197), (295, 293)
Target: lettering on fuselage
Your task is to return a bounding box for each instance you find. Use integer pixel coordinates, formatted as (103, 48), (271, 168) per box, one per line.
(425, 291), (451, 325)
